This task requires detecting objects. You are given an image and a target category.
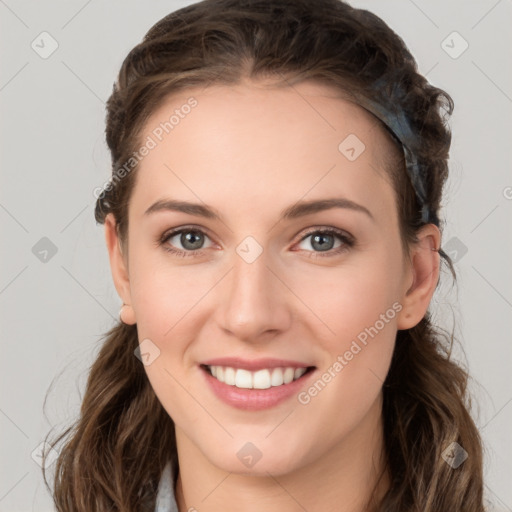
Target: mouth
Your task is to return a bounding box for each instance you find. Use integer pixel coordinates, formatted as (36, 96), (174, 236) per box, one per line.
(200, 363), (316, 390)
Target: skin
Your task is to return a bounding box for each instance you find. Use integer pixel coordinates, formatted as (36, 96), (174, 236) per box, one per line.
(105, 78), (440, 512)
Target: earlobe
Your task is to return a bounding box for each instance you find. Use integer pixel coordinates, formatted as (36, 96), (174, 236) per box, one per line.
(396, 224), (441, 330)
(119, 303), (136, 325)
(104, 213), (136, 324)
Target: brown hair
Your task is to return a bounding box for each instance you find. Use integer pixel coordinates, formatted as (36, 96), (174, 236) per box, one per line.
(42, 0), (486, 510)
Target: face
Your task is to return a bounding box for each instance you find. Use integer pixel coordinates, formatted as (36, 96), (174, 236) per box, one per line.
(106, 79), (438, 476)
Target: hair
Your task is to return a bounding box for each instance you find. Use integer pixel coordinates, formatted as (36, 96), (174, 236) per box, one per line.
(42, 0), (486, 510)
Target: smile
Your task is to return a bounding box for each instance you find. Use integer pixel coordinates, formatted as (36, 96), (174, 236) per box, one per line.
(203, 364), (312, 389)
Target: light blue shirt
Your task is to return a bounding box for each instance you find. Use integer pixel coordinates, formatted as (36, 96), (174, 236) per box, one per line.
(154, 461), (179, 512)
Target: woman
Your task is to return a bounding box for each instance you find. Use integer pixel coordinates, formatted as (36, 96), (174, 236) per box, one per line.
(43, 0), (485, 510)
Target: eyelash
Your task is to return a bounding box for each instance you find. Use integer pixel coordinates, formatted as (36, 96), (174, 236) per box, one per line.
(158, 225), (355, 259)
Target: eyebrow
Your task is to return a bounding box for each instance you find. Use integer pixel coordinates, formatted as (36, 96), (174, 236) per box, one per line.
(144, 197), (374, 221)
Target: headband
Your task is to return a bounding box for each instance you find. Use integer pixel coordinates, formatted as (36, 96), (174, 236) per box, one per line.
(351, 82), (437, 226)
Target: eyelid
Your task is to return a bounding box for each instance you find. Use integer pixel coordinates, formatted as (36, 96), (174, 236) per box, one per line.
(296, 226), (354, 244)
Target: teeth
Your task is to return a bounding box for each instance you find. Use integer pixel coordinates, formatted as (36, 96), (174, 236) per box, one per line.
(253, 369), (271, 389)
(271, 368), (284, 386)
(283, 367), (295, 384)
(224, 367), (235, 385)
(235, 369), (252, 389)
(294, 368), (306, 379)
(207, 365), (308, 389)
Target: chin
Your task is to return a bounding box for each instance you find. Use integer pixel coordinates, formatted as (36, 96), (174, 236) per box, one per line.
(201, 434), (311, 477)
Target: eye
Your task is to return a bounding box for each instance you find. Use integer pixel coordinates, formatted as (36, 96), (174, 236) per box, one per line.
(158, 226), (355, 259)
(159, 226), (213, 257)
(295, 227), (354, 258)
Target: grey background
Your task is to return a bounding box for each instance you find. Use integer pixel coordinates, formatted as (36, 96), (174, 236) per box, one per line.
(1, 0), (511, 510)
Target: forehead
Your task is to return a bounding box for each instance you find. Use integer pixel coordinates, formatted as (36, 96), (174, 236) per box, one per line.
(128, 79), (400, 226)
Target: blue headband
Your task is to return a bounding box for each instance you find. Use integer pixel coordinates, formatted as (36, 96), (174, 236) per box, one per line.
(351, 85), (436, 226)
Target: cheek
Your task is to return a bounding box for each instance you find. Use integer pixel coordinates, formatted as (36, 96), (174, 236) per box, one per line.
(296, 304), (397, 445)
(292, 248), (401, 400)
(309, 272), (398, 396)
(292, 249), (403, 341)
(127, 245), (204, 335)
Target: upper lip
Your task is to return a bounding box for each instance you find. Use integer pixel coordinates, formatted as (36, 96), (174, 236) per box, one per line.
(200, 357), (315, 372)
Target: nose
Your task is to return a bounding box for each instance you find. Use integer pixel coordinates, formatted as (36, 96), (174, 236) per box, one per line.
(216, 247), (293, 343)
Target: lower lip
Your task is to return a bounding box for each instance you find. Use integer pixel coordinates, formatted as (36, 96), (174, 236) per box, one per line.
(201, 366), (315, 411)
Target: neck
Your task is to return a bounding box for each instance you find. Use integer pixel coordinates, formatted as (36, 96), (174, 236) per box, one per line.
(174, 394), (390, 512)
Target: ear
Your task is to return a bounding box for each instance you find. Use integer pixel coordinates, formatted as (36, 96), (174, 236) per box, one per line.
(396, 224), (441, 330)
(104, 213), (135, 324)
